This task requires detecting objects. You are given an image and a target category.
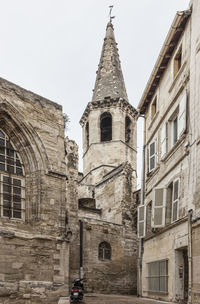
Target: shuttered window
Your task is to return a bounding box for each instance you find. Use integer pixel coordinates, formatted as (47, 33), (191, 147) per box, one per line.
(138, 205), (146, 238)
(152, 188), (166, 228)
(161, 124), (167, 158)
(148, 141), (156, 172)
(178, 91), (187, 138)
(148, 260), (168, 293)
(171, 179), (179, 222)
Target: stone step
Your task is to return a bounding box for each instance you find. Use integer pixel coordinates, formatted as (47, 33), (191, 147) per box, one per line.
(58, 297), (70, 304)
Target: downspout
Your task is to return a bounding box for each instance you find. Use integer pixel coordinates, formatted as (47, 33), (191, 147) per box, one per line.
(188, 209), (193, 304)
(137, 115), (146, 297)
(79, 220), (83, 279)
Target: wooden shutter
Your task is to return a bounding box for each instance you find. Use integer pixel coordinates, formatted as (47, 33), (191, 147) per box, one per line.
(152, 188), (166, 228)
(161, 124), (167, 158)
(172, 179), (179, 222)
(148, 141), (156, 172)
(178, 91), (187, 138)
(138, 205), (146, 238)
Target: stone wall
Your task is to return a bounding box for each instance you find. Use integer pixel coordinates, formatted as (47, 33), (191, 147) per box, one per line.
(0, 78), (70, 303)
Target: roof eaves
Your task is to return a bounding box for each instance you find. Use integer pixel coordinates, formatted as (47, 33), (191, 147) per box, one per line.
(137, 9), (192, 115)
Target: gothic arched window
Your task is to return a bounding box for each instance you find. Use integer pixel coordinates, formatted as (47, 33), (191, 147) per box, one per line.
(0, 129), (25, 219)
(100, 112), (112, 142)
(125, 116), (131, 143)
(98, 241), (111, 260)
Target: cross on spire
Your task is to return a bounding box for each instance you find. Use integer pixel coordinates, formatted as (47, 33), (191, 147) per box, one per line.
(109, 5), (115, 22)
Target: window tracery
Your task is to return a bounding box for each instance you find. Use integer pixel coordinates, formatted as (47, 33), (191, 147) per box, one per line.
(0, 130), (25, 219)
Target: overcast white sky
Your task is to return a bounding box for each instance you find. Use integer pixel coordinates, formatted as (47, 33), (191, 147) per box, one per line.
(0, 0), (190, 186)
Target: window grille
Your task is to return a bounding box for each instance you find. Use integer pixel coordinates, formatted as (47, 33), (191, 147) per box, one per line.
(0, 130), (25, 219)
(147, 260), (168, 293)
(98, 242), (111, 260)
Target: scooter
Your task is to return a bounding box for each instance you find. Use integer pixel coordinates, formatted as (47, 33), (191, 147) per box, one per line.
(70, 278), (84, 303)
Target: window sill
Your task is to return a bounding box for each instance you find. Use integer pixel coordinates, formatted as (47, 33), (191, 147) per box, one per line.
(146, 165), (160, 182)
(148, 111), (159, 131)
(147, 291), (168, 295)
(168, 61), (187, 93)
(161, 133), (187, 163)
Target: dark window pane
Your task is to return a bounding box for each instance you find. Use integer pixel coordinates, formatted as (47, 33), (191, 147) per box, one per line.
(3, 209), (11, 217)
(16, 167), (23, 175)
(13, 179), (21, 186)
(3, 200), (11, 208)
(0, 155), (5, 162)
(13, 202), (21, 210)
(0, 139), (5, 147)
(150, 142), (155, 156)
(13, 195), (21, 203)
(16, 159), (21, 167)
(7, 157), (14, 165)
(0, 163), (5, 171)
(0, 131), (5, 138)
(3, 184), (11, 193)
(0, 147), (5, 155)
(3, 176), (11, 184)
(3, 193), (11, 201)
(7, 165), (14, 174)
(13, 187), (21, 195)
(7, 149), (14, 158)
(13, 211), (21, 219)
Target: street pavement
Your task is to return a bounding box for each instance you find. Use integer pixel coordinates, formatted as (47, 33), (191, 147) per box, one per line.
(83, 294), (172, 304)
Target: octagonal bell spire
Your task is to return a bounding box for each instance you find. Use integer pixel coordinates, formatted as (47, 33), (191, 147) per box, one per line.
(92, 21), (129, 102)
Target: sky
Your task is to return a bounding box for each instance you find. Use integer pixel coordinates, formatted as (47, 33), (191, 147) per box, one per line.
(0, 0), (190, 187)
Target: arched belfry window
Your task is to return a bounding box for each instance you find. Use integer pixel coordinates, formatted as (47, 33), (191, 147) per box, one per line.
(98, 241), (111, 260)
(0, 129), (25, 219)
(85, 122), (89, 148)
(125, 116), (131, 143)
(100, 112), (112, 142)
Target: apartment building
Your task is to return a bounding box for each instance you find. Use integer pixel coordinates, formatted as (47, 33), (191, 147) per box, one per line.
(137, 1), (200, 302)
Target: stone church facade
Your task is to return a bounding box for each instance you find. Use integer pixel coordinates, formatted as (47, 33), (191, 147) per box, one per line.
(69, 21), (138, 295)
(0, 19), (138, 304)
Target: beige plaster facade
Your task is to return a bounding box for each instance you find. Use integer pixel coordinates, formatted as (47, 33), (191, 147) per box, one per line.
(137, 1), (200, 303)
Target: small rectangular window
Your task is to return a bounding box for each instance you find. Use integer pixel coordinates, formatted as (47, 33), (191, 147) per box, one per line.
(148, 260), (168, 293)
(174, 46), (182, 78)
(151, 97), (157, 120)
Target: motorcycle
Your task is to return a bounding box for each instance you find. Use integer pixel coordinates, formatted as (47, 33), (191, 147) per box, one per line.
(70, 278), (84, 303)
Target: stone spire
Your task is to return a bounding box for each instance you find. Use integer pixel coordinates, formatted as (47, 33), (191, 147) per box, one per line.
(92, 21), (129, 102)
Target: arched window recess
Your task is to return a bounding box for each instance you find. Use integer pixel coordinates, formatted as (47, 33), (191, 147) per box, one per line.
(85, 122), (89, 148)
(98, 241), (111, 260)
(100, 112), (112, 142)
(0, 129), (25, 219)
(125, 116), (132, 144)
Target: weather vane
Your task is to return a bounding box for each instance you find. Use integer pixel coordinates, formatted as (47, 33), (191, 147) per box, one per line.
(108, 5), (115, 22)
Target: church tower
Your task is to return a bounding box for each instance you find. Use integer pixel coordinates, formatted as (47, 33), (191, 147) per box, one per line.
(80, 21), (137, 183)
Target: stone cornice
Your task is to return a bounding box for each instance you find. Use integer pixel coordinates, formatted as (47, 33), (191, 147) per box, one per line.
(80, 97), (138, 126)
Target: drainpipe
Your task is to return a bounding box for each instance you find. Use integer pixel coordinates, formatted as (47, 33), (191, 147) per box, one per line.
(188, 209), (193, 304)
(137, 115), (146, 297)
(79, 220), (83, 279)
